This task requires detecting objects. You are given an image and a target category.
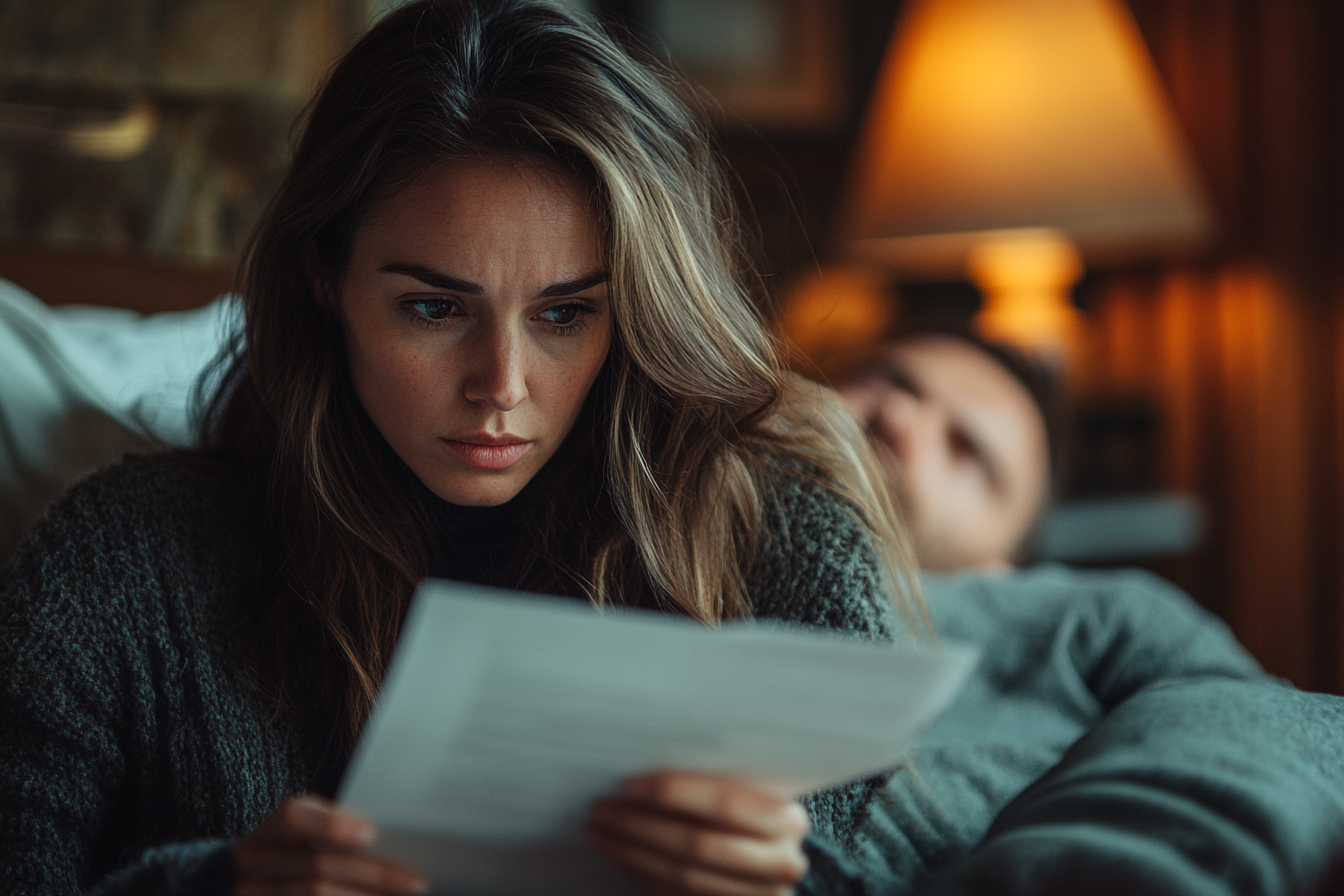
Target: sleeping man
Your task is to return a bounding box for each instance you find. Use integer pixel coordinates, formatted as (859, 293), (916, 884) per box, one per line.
(801, 330), (1344, 896)
(836, 331), (1059, 572)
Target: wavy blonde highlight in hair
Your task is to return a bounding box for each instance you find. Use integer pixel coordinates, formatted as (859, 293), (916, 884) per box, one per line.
(536, 103), (923, 628)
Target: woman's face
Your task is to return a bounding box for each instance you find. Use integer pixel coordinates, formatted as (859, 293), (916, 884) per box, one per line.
(336, 159), (611, 506)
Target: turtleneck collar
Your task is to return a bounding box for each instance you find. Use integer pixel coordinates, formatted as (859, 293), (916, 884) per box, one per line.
(428, 494), (521, 534)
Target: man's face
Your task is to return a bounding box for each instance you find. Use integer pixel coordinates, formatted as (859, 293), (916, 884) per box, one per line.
(839, 336), (1050, 572)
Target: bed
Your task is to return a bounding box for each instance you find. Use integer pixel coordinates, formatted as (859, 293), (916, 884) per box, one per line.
(3, 277), (1344, 896)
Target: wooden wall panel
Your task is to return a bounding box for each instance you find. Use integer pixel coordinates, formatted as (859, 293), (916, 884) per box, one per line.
(1211, 270), (1314, 684)
(1075, 0), (1344, 693)
(1334, 299), (1344, 691)
(1081, 267), (1336, 688)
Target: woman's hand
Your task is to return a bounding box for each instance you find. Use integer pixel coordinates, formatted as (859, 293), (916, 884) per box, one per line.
(234, 795), (428, 896)
(585, 771), (811, 896)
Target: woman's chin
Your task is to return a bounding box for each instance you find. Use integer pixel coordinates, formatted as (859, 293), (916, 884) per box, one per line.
(420, 468), (532, 508)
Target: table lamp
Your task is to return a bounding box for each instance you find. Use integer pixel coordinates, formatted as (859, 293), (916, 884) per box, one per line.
(839, 0), (1212, 362)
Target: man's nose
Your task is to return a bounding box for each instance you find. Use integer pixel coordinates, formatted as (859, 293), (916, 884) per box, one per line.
(875, 390), (932, 464)
(463, 322), (528, 412)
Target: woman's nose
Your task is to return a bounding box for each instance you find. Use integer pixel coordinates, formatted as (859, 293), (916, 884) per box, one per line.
(463, 323), (528, 412)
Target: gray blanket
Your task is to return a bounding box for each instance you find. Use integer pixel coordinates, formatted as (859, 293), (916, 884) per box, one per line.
(803, 565), (1344, 895)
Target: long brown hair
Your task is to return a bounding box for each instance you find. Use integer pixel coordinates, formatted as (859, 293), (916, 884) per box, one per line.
(203, 0), (921, 752)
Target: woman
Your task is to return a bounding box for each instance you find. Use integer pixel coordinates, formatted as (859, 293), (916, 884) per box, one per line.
(0, 2), (917, 894)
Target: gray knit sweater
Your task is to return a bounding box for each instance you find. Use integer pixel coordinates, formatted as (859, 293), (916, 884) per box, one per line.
(800, 567), (1344, 896)
(0, 453), (895, 895)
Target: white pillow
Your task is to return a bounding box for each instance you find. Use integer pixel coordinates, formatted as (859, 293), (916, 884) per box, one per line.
(0, 279), (236, 562)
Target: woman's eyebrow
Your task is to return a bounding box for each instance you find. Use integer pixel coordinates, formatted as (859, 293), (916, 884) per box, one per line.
(379, 262), (482, 294)
(535, 271), (608, 299)
(377, 264), (607, 299)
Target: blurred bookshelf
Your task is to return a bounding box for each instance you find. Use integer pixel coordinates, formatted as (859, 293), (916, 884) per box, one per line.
(0, 0), (375, 271)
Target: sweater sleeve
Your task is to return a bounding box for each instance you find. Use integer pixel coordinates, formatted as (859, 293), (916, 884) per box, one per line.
(745, 468), (897, 641)
(86, 842), (234, 896)
(1053, 566), (1263, 708)
(0, 460), (244, 896)
(744, 467), (900, 855)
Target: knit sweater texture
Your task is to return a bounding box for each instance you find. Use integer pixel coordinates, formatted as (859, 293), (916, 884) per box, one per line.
(0, 452), (896, 895)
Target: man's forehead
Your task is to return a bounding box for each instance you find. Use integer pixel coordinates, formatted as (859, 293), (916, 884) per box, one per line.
(884, 336), (1049, 489)
(883, 338), (1028, 407)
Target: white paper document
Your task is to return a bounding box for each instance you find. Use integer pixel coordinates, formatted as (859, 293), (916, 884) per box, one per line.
(339, 579), (978, 896)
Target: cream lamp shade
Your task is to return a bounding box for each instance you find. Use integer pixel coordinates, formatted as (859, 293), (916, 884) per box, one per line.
(840, 0), (1212, 358)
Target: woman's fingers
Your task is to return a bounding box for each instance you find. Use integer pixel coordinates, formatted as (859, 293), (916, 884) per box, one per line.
(587, 824), (797, 896)
(586, 773), (810, 896)
(235, 880), (372, 896)
(621, 772), (811, 839)
(234, 845), (428, 893)
(248, 795), (377, 850)
(235, 796), (428, 896)
(588, 799), (807, 883)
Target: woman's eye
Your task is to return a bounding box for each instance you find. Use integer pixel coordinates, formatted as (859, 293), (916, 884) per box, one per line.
(536, 302), (594, 328)
(405, 298), (458, 322)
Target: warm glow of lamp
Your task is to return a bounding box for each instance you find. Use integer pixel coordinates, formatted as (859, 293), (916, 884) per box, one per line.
(969, 227), (1082, 348)
(840, 0), (1212, 362)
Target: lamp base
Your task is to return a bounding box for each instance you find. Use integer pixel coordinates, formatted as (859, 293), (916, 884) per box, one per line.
(968, 229), (1083, 366)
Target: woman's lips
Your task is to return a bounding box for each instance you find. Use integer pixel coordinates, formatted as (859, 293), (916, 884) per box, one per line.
(441, 437), (532, 470)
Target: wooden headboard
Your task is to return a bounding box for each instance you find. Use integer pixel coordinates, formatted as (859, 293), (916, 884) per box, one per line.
(0, 242), (234, 314)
